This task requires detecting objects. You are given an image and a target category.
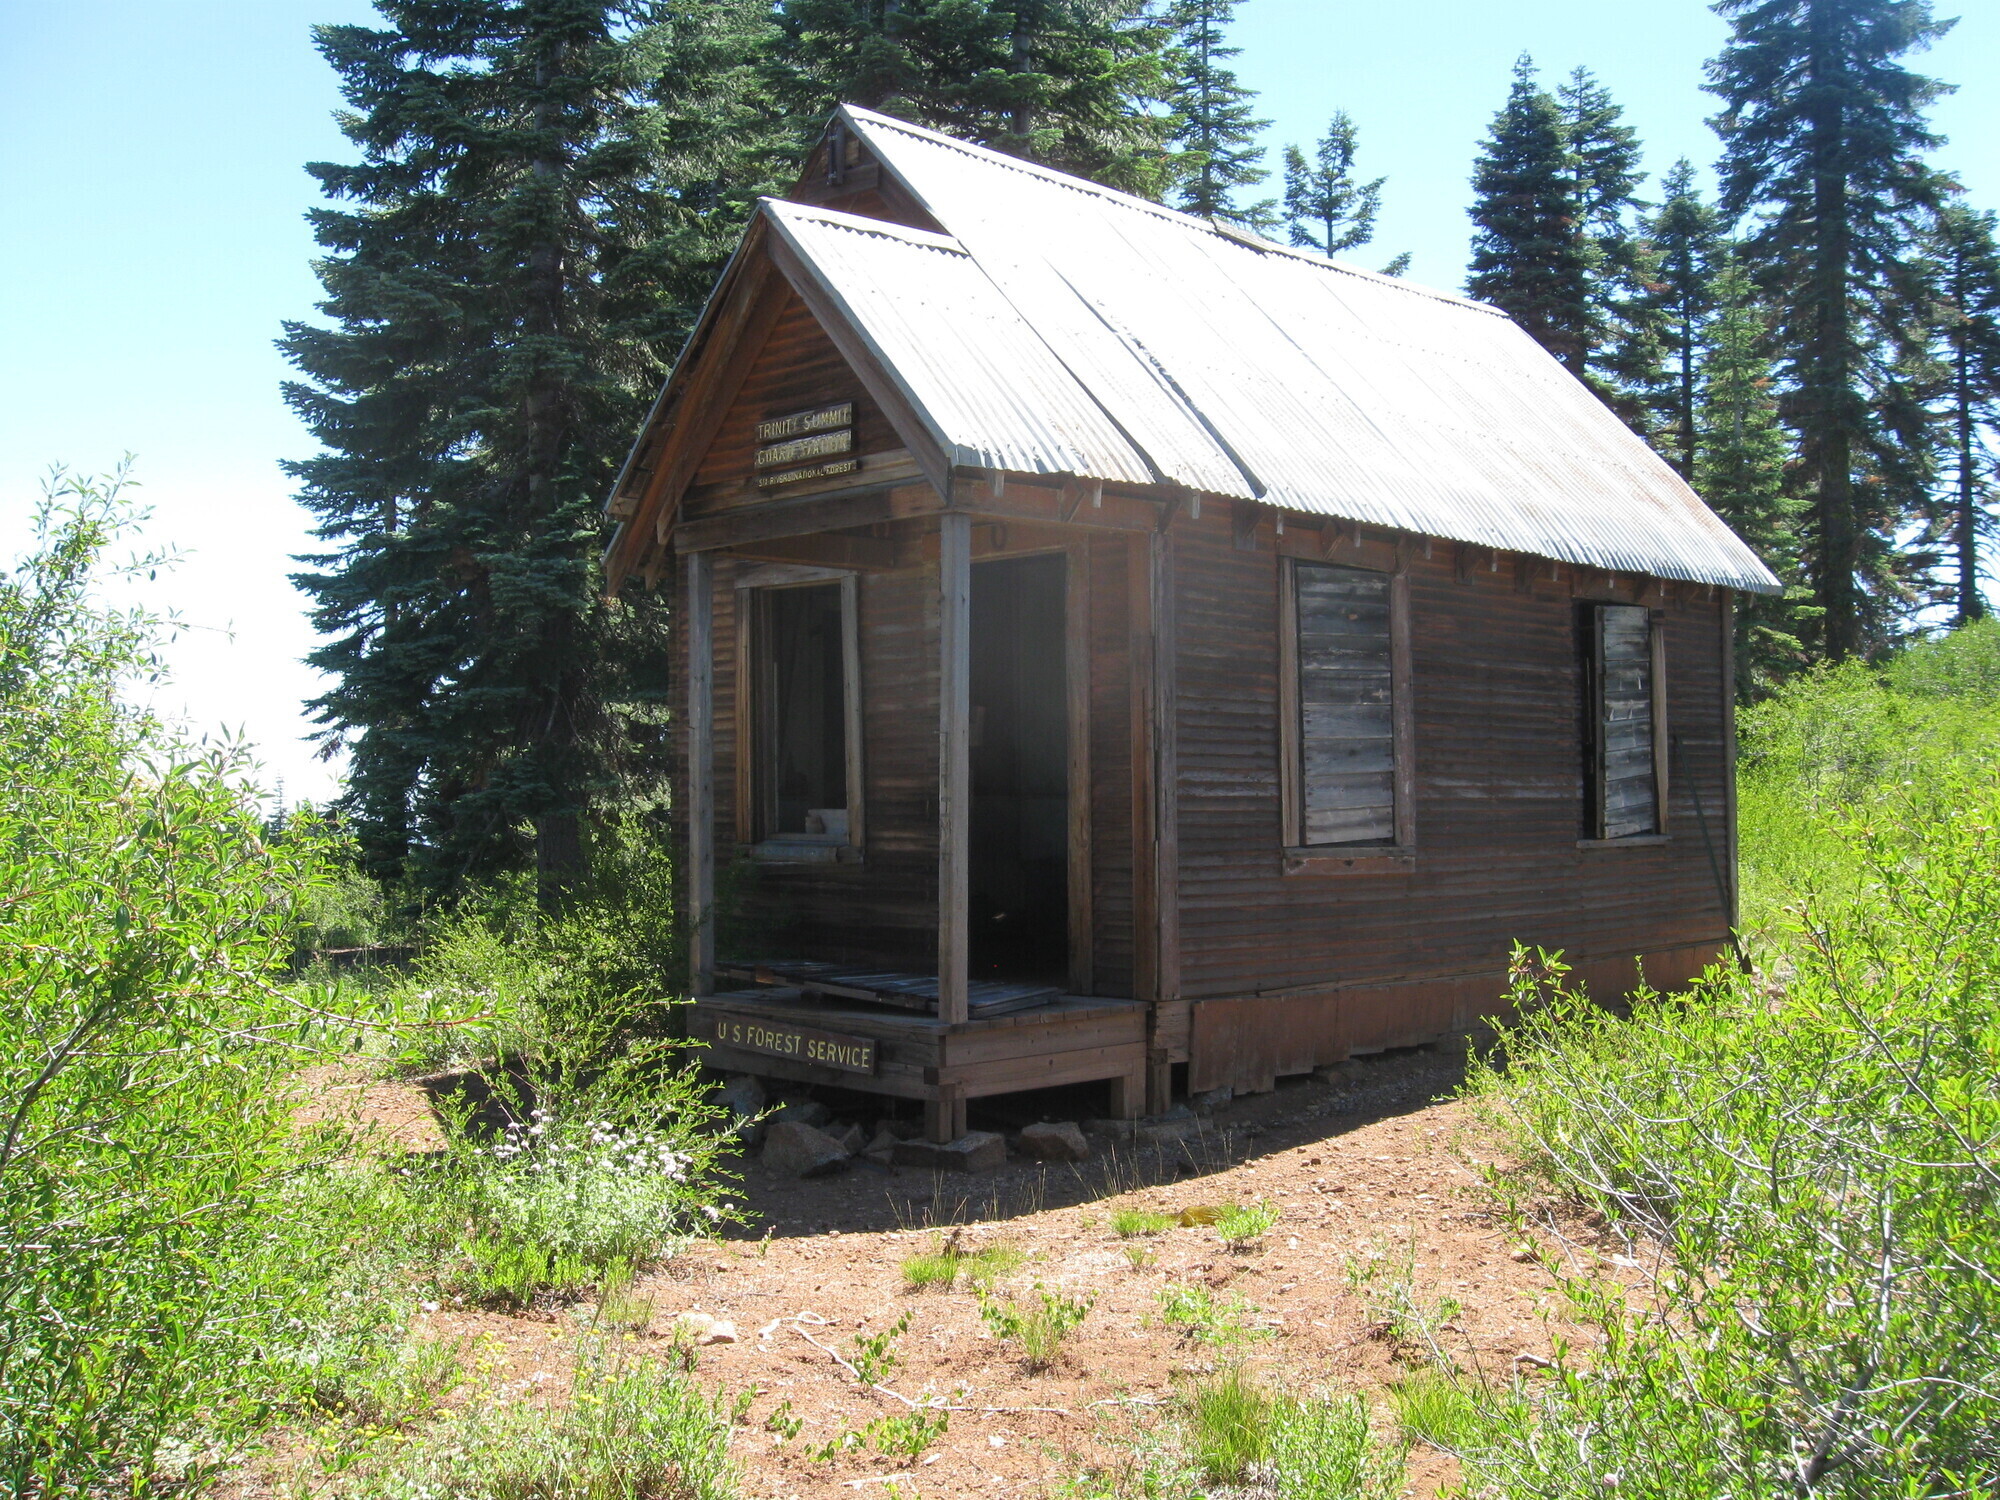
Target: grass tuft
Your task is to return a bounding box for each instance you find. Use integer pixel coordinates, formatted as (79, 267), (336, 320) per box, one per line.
(1109, 1207), (1177, 1238)
(900, 1232), (1022, 1293)
(1388, 1369), (1482, 1454)
(1182, 1366), (1273, 1483)
(337, 1345), (735, 1499)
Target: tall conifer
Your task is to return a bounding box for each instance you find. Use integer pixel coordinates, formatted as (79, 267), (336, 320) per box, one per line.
(1163, 0), (1272, 225)
(768, 0), (1173, 192)
(1698, 260), (1811, 689)
(1282, 112), (1381, 256)
(1466, 56), (1591, 375)
(1645, 160), (1724, 476)
(1918, 203), (2000, 621)
(1559, 67), (1667, 434)
(284, 0), (776, 891)
(1708, 0), (1956, 659)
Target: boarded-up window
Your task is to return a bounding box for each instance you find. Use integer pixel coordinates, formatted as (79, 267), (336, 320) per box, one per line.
(1584, 604), (1662, 839)
(1293, 562), (1397, 845)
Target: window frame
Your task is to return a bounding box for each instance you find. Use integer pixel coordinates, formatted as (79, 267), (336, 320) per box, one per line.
(733, 564), (864, 862)
(1278, 555), (1416, 874)
(1577, 602), (1670, 846)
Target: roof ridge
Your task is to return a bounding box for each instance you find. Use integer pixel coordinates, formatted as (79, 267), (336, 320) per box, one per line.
(760, 195), (967, 255)
(835, 104), (1498, 317)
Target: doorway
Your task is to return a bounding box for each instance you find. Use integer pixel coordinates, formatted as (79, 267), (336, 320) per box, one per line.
(969, 554), (1069, 983)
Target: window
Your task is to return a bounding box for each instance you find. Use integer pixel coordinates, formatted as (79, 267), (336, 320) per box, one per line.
(741, 571), (861, 857)
(1280, 559), (1411, 853)
(1581, 603), (1666, 840)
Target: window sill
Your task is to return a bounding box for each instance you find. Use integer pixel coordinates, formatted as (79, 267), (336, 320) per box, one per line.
(746, 839), (862, 866)
(1576, 834), (1670, 849)
(1283, 846), (1417, 876)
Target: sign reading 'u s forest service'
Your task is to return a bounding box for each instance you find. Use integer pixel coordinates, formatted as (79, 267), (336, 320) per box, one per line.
(691, 1010), (878, 1075)
(755, 403), (858, 489)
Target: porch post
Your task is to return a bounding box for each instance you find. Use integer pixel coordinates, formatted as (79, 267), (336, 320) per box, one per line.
(936, 511), (971, 1025)
(686, 549), (715, 997)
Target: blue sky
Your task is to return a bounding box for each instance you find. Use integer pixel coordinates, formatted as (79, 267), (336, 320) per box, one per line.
(2, 0), (1994, 807)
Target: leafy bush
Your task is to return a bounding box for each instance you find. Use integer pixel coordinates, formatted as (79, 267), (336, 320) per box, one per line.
(348, 811), (691, 1077)
(0, 473), (339, 1493)
(1154, 1282), (1269, 1348)
(1212, 1199), (1279, 1250)
(1265, 1392), (1405, 1500)
(979, 1284), (1093, 1372)
(1463, 764), (2000, 1495)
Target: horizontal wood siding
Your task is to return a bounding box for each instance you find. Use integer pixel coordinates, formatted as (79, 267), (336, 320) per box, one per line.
(1089, 534), (1136, 996)
(1170, 509), (1736, 1090)
(686, 292), (902, 517)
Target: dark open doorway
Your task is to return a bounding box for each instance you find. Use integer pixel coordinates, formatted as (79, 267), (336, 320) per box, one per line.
(970, 553), (1068, 983)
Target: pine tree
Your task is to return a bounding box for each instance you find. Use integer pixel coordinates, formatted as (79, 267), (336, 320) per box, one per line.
(1163, 0), (1272, 226)
(1645, 160), (1724, 477)
(1918, 203), (2000, 622)
(283, 0), (777, 892)
(1558, 67), (1666, 434)
(1697, 259), (1812, 690)
(1466, 55), (1591, 375)
(768, 0), (1174, 193)
(1708, 0), (1956, 659)
(1282, 112), (1382, 256)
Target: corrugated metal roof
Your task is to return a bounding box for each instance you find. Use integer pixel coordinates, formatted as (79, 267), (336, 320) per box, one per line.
(829, 106), (1781, 594)
(762, 202), (1155, 485)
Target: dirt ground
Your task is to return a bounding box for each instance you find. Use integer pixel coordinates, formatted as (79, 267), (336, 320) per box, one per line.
(268, 1049), (1600, 1498)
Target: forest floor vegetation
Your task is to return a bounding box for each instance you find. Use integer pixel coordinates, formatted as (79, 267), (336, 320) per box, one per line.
(6, 482), (1996, 1497)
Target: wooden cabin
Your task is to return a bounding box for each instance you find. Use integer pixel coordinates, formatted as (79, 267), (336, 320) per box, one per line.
(602, 106), (1782, 1142)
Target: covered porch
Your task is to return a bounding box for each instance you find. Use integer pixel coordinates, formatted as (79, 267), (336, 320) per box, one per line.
(679, 510), (1155, 1142)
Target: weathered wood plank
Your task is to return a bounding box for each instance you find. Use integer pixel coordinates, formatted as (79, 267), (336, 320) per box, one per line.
(936, 510), (972, 1025)
(1066, 546), (1094, 994)
(686, 551), (715, 996)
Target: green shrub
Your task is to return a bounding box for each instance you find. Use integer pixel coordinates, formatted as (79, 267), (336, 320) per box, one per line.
(0, 473), (341, 1493)
(1266, 1392), (1405, 1500)
(979, 1284), (1093, 1372)
(862, 1406), (950, 1463)
(1154, 1282), (1269, 1348)
(1463, 765), (2000, 1495)
(1212, 1199), (1279, 1250)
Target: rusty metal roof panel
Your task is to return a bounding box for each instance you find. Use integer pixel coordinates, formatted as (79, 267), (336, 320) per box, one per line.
(839, 106), (1781, 594)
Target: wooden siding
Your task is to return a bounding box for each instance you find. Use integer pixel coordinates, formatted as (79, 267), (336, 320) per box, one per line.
(684, 291), (905, 519)
(1087, 533), (1137, 998)
(1168, 507), (1737, 1091)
